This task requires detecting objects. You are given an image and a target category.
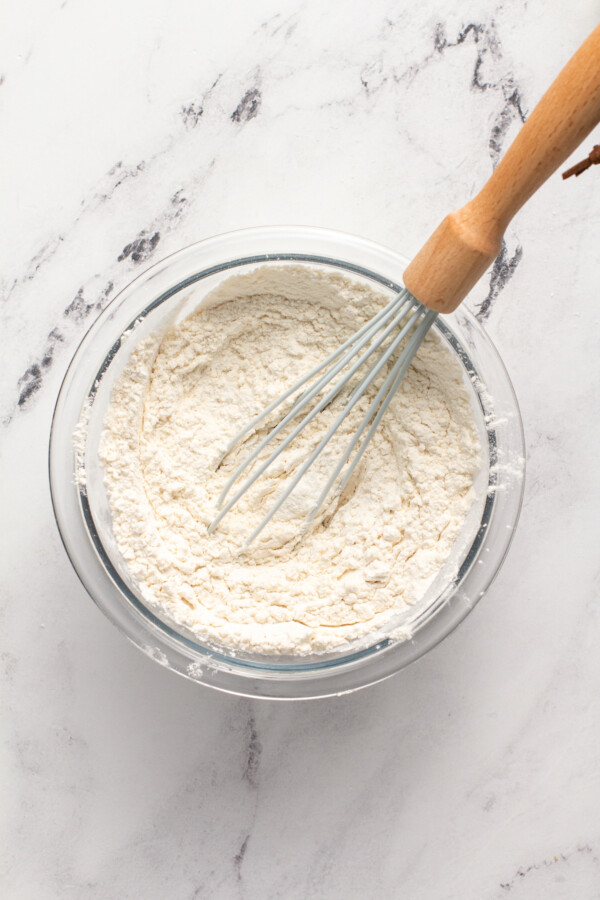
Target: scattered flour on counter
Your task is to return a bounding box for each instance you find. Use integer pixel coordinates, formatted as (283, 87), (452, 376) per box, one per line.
(98, 265), (482, 656)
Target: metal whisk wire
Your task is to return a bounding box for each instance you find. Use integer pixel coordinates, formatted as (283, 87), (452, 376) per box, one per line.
(209, 290), (437, 545)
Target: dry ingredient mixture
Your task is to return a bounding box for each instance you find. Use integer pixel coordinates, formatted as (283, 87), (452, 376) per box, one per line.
(99, 265), (482, 656)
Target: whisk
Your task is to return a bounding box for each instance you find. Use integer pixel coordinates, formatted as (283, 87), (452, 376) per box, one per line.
(210, 25), (600, 545)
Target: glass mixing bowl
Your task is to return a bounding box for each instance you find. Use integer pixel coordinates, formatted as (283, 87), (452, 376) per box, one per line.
(49, 226), (525, 699)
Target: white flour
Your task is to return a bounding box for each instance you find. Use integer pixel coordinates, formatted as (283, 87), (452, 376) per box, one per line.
(99, 265), (482, 656)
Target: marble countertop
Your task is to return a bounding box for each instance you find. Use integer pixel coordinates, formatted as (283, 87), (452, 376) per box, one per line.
(3, 1), (600, 897)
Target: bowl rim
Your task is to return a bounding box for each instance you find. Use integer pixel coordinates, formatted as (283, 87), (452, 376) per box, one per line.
(49, 225), (525, 699)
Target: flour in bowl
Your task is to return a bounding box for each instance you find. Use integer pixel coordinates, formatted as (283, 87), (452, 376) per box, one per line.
(99, 265), (482, 655)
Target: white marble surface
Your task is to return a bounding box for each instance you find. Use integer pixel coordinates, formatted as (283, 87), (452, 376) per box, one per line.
(2, 1), (600, 897)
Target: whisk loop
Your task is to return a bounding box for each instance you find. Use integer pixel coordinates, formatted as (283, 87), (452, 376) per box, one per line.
(208, 290), (436, 545)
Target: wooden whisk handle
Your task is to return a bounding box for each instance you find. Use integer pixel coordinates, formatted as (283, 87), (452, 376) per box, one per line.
(404, 25), (600, 314)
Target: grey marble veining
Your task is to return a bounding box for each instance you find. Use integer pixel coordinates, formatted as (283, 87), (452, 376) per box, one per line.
(2, 1), (600, 897)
